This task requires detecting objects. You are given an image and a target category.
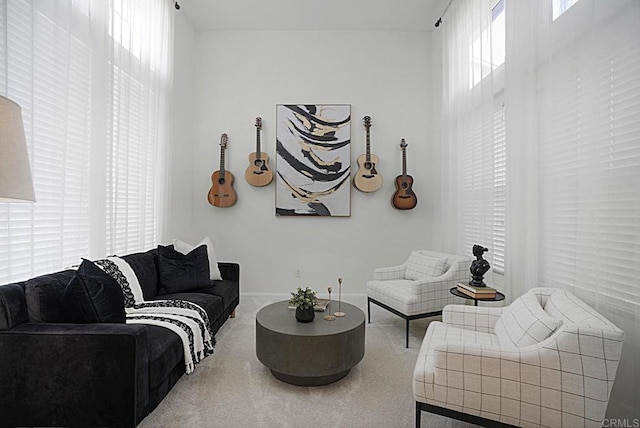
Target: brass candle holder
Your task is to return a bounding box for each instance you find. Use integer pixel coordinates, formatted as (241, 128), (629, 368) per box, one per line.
(334, 277), (345, 317)
(324, 286), (336, 321)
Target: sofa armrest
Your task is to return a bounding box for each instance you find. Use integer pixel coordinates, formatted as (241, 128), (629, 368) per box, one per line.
(0, 323), (149, 428)
(441, 304), (504, 333)
(373, 263), (407, 281)
(218, 262), (240, 283)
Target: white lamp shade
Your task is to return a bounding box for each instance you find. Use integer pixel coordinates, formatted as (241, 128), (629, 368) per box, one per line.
(0, 95), (35, 202)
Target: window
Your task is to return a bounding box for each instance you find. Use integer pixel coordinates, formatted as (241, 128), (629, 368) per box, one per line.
(459, 103), (506, 273)
(538, 3), (640, 310)
(0, 0), (171, 284)
(552, 0), (581, 20)
(469, 0), (505, 88)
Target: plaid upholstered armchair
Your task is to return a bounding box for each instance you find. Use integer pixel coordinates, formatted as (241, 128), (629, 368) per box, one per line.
(413, 288), (625, 428)
(366, 250), (472, 347)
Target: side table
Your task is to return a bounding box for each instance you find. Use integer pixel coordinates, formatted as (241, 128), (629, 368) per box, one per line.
(449, 287), (505, 306)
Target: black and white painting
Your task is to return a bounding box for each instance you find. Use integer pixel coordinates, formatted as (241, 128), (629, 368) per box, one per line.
(275, 104), (351, 216)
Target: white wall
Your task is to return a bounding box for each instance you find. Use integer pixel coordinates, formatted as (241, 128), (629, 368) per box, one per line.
(168, 28), (442, 294)
(165, 12), (197, 241)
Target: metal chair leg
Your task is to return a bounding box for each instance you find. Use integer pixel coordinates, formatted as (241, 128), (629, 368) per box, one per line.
(406, 319), (410, 348)
(415, 401), (421, 428)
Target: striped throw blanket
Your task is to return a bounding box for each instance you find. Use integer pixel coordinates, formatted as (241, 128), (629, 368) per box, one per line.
(95, 256), (214, 374)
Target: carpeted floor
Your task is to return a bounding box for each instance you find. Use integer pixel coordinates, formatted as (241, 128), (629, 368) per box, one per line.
(138, 294), (478, 428)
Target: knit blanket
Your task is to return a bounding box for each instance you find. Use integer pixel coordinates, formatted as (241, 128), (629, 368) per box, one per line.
(95, 256), (214, 374)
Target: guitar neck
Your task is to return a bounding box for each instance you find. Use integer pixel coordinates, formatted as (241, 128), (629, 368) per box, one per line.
(255, 127), (262, 160)
(365, 129), (371, 162)
(220, 147), (226, 175)
(402, 146), (407, 179)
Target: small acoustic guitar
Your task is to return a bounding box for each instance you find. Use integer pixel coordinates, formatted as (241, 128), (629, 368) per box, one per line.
(353, 115), (383, 192)
(244, 117), (273, 187)
(391, 139), (417, 210)
(208, 133), (237, 207)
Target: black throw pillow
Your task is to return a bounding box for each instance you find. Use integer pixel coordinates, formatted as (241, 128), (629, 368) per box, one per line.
(61, 259), (126, 323)
(157, 244), (210, 295)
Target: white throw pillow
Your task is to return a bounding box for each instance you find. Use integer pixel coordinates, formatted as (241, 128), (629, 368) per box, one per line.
(494, 290), (562, 347)
(172, 236), (223, 281)
(404, 251), (448, 280)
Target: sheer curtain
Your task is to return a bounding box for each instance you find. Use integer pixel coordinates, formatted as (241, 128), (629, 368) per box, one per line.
(0, 0), (173, 284)
(440, 0), (506, 284)
(504, 0), (640, 418)
(440, 0), (640, 418)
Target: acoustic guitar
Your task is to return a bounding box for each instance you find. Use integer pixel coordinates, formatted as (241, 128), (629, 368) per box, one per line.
(391, 139), (417, 210)
(208, 133), (237, 207)
(244, 117), (273, 187)
(353, 115), (383, 192)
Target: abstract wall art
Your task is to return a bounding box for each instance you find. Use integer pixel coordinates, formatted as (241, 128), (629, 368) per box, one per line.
(275, 104), (351, 216)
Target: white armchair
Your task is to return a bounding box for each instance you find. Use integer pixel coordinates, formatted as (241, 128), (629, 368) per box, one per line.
(366, 250), (472, 347)
(413, 287), (625, 428)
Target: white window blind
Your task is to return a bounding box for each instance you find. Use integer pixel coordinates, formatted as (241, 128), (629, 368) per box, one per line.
(459, 103), (506, 273)
(0, 1), (91, 281)
(448, 0), (507, 274)
(0, 0), (171, 284)
(538, 7), (640, 310)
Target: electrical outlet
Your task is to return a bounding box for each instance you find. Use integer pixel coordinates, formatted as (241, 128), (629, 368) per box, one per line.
(294, 269), (302, 278)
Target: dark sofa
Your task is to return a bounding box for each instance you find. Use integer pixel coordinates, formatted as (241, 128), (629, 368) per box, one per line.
(0, 247), (240, 428)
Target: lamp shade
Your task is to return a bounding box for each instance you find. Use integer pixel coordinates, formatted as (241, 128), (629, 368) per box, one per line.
(0, 95), (35, 202)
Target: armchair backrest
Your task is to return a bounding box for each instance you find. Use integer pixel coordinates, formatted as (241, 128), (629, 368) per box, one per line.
(532, 287), (624, 425)
(409, 250), (471, 281)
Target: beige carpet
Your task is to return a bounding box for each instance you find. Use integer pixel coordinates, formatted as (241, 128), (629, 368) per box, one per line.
(138, 294), (477, 428)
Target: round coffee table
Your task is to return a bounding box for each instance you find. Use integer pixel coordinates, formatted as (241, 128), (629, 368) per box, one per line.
(255, 300), (365, 386)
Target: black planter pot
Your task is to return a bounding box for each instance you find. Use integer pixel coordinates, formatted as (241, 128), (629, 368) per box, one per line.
(295, 307), (315, 323)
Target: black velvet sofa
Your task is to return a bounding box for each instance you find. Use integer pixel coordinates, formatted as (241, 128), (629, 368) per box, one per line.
(0, 247), (240, 428)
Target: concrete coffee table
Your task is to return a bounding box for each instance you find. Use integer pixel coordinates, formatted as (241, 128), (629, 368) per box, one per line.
(255, 300), (365, 386)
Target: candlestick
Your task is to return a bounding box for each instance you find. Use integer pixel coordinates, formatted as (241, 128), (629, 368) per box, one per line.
(334, 277), (345, 317)
(324, 286), (335, 321)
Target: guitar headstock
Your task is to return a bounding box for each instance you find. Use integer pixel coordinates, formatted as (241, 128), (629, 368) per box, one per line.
(363, 116), (371, 129)
(220, 133), (228, 149)
(255, 117), (262, 130)
(400, 138), (407, 149)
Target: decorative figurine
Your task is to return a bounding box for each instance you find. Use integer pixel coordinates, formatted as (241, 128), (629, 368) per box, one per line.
(324, 287), (336, 321)
(469, 244), (491, 287)
(334, 277), (345, 317)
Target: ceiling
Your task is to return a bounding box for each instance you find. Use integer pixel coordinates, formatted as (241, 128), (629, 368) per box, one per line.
(179, 0), (447, 32)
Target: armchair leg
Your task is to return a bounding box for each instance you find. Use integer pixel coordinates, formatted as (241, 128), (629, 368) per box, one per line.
(367, 298), (371, 323)
(415, 401), (421, 428)
(406, 319), (410, 348)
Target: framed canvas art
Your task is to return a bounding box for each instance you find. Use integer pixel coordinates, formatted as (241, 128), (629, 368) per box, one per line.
(275, 104), (351, 216)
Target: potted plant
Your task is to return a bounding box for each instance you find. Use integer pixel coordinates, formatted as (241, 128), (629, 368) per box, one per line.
(289, 286), (317, 323)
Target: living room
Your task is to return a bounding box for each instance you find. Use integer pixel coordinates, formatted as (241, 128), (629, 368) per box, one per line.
(1, 0), (638, 427)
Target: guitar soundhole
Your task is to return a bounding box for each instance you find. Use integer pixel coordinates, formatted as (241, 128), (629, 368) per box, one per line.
(401, 182), (409, 189)
(364, 161), (372, 170)
(254, 159), (264, 168)
(218, 178), (226, 185)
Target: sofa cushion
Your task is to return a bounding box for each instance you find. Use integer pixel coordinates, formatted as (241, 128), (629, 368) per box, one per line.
(61, 259), (126, 324)
(120, 249), (159, 300)
(144, 324), (184, 389)
(405, 251), (448, 280)
(169, 279), (238, 311)
(150, 292), (223, 324)
(24, 270), (76, 323)
(173, 236), (223, 281)
(0, 284), (28, 330)
(494, 290), (562, 347)
(157, 245), (210, 295)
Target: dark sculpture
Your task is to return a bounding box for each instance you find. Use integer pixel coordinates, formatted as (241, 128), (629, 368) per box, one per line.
(469, 245), (491, 287)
